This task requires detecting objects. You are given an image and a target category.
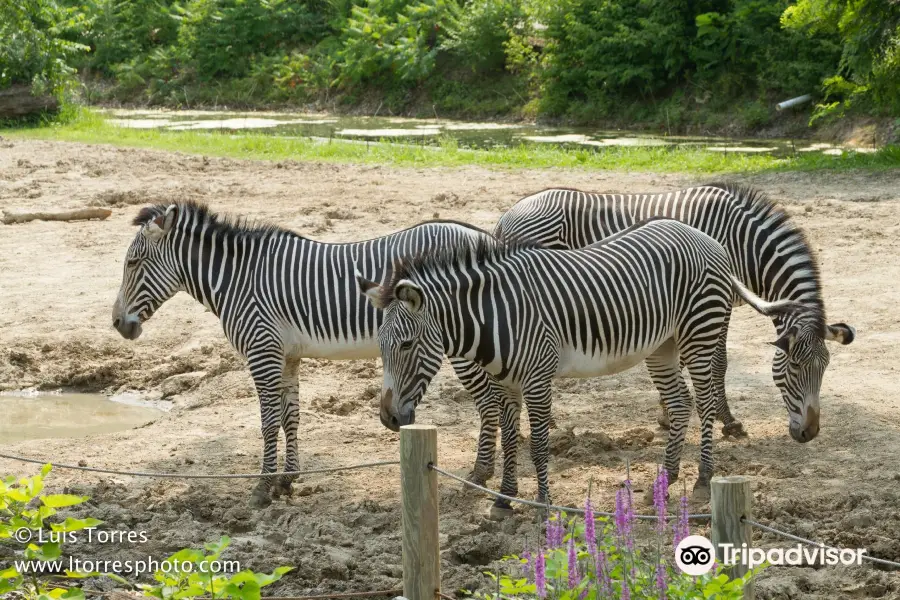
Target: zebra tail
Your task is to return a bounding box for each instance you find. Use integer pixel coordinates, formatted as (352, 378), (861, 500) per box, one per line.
(730, 276), (807, 318)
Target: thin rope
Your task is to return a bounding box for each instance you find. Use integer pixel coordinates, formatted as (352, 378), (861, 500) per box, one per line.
(0, 452), (398, 479)
(253, 589), (403, 600)
(429, 463), (711, 521)
(743, 518), (900, 569)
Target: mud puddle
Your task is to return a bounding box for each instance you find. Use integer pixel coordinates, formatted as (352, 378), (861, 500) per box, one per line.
(0, 392), (162, 442)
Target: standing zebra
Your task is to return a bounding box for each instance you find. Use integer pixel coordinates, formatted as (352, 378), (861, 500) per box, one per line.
(487, 183), (855, 440)
(111, 202), (497, 507)
(359, 218), (792, 513)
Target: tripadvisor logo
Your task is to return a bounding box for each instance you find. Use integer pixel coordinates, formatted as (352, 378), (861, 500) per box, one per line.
(675, 535), (716, 575)
(675, 534), (869, 574)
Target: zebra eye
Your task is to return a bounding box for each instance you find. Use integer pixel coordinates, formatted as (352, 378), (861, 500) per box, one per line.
(399, 340), (414, 351)
(126, 258), (141, 267)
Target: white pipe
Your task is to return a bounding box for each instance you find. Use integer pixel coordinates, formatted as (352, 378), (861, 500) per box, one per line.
(776, 94), (813, 111)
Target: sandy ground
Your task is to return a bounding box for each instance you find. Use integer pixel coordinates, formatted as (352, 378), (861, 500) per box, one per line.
(0, 138), (899, 598)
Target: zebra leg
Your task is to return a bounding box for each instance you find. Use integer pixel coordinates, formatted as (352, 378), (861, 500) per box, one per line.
(273, 359), (301, 498)
(248, 350), (285, 508)
(490, 389), (523, 519)
(646, 339), (691, 490)
(524, 380), (554, 506)
(712, 317), (747, 438)
(449, 358), (498, 485)
(685, 353), (718, 502)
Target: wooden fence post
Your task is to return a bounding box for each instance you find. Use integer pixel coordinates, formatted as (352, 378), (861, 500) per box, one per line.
(711, 475), (754, 600)
(400, 425), (440, 600)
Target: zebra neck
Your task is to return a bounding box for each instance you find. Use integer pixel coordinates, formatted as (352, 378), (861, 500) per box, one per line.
(172, 227), (271, 318)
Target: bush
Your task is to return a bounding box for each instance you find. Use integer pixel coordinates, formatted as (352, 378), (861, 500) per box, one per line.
(441, 0), (525, 73)
(782, 0), (900, 117)
(0, 0), (88, 97)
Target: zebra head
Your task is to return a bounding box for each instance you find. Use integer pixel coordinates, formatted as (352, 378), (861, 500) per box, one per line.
(732, 278), (855, 443)
(357, 273), (444, 432)
(769, 313), (854, 443)
(112, 205), (184, 340)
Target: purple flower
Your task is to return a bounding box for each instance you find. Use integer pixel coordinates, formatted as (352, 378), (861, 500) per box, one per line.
(546, 512), (564, 549)
(655, 562), (668, 598)
(615, 486), (635, 552)
(621, 579), (631, 600)
(673, 491), (690, 550)
(535, 547), (546, 598)
(653, 468), (669, 536)
(584, 497), (597, 558)
(522, 549), (533, 583)
(596, 550), (612, 595)
(567, 535), (579, 587)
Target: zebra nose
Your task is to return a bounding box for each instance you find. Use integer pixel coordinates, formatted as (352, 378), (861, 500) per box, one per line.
(113, 318), (122, 329)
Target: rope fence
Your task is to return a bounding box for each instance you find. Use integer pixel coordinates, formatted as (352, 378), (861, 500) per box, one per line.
(428, 462), (713, 521)
(0, 452), (399, 479)
(743, 517), (900, 569)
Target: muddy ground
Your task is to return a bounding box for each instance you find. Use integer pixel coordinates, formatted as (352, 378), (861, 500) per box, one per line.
(0, 138), (898, 598)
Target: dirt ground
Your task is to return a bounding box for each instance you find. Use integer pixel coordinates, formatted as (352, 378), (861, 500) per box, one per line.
(0, 138), (899, 598)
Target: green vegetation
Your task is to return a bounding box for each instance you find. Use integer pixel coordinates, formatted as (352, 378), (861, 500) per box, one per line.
(3, 0), (899, 131)
(0, 1), (88, 99)
(7, 109), (900, 173)
(477, 473), (764, 599)
(0, 466), (291, 600)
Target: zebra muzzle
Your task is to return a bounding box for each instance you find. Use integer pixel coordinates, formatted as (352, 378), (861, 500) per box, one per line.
(380, 388), (400, 432)
(113, 315), (143, 340)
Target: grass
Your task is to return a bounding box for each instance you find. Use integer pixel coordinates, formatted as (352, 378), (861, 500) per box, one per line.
(4, 108), (900, 174)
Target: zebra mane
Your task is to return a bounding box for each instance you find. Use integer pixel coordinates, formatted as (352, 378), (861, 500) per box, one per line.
(379, 233), (539, 306)
(705, 181), (826, 328)
(133, 201), (305, 240)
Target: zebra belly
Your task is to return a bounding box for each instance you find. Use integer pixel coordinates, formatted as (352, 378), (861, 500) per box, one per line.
(280, 326), (380, 360)
(554, 344), (658, 379)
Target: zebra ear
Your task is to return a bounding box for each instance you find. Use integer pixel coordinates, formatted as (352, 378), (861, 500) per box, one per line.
(769, 327), (796, 354)
(395, 280), (424, 313)
(825, 322), (855, 345)
(356, 271), (387, 309)
(145, 205), (177, 241)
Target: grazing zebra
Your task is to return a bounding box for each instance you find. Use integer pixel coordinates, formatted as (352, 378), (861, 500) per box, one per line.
(489, 183), (855, 439)
(111, 202), (496, 507)
(359, 218), (789, 513)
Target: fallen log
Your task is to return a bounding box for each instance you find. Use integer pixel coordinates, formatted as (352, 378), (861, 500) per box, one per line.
(0, 85), (59, 119)
(1, 208), (112, 225)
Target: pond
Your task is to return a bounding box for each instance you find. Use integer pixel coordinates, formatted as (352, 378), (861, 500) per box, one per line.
(0, 391), (164, 443)
(102, 108), (877, 156)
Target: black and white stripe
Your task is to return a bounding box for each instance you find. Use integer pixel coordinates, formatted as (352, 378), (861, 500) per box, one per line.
(112, 202), (494, 506)
(493, 184), (855, 441)
(360, 218), (751, 507)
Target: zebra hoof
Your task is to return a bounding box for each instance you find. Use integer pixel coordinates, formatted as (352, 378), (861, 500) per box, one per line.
(249, 489), (272, 509)
(489, 498), (514, 520)
(722, 421), (748, 438)
(657, 413), (671, 430)
(466, 467), (493, 487)
(489, 504), (515, 520)
(272, 479), (294, 499)
(691, 484), (711, 503)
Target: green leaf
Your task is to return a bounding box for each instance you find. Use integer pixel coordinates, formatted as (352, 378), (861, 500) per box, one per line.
(51, 517), (103, 532)
(0, 566), (20, 579)
(41, 494), (89, 508)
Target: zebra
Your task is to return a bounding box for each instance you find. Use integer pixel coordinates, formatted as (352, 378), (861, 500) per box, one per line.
(111, 201), (498, 507)
(358, 217), (794, 513)
(488, 183), (855, 440)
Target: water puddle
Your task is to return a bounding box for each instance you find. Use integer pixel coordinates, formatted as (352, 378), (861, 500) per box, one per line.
(100, 108), (881, 156)
(0, 392), (164, 443)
